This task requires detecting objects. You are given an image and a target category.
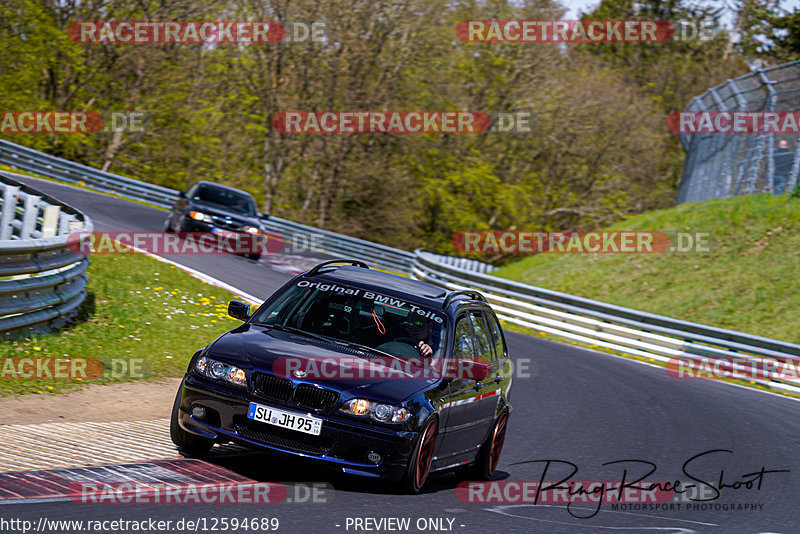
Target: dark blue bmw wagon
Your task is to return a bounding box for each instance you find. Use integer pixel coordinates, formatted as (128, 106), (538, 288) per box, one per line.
(171, 259), (512, 493)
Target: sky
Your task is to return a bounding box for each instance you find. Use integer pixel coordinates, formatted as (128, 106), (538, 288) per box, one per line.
(561, 0), (800, 24)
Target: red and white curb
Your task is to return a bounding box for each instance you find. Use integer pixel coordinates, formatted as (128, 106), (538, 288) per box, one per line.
(0, 459), (255, 504)
(0, 419), (249, 475)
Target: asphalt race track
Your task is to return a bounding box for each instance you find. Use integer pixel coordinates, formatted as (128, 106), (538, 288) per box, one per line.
(2, 176), (799, 533)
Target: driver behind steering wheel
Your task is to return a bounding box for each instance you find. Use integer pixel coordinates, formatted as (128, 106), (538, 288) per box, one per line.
(401, 317), (434, 357)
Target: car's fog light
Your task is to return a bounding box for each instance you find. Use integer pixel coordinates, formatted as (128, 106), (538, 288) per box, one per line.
(191, 406), (206, 419)
(367, 451), (382, 464)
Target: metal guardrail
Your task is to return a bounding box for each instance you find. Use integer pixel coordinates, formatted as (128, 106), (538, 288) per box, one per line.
(0, 138), (463, 274)
(412, 250), (800, 395)
(0, 172), (92, 338)
(258, 216), (417, 273)
(0, 138), (178, 208)
(3, 138), (798, 397)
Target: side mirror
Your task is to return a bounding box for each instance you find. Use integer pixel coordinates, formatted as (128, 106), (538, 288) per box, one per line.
(457, 360), (491, 381)
(259, 212), (270, 220)
(228, 300), (251, 321)
(178, 190), (187, 198)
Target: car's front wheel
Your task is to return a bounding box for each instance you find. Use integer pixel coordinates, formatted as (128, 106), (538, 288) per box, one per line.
(404, 418), (438, 494)
(170, 381), (214, 455)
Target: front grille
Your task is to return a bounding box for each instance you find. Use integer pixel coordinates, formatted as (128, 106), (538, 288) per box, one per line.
(209, 215), (242, 231)
(293, 384), (339, 411)
(251, 373), (293, 402)
(234, 418), (333, 455)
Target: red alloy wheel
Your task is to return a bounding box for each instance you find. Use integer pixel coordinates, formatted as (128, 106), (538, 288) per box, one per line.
(415, 420), (438, 489)
(488, 412), (508, 476)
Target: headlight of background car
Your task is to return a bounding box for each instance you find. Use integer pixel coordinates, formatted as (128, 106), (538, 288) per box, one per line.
(194, 356), (247, 387)
(339, 398), (411, 423)
(242, 225), (261, 235)
(189, 211), (206, 221)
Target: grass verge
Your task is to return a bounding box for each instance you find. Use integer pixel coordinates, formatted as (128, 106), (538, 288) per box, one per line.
(494, 193), (800, 344)
(492, 192), (800, 399)
(0, 253), (242, 396)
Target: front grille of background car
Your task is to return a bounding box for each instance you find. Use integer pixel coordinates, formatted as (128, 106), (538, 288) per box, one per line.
(251, 373), (293, 402)
(293, 384), (340, 411)
(208, 214), (242, 231)
(234, 417), (334, 455)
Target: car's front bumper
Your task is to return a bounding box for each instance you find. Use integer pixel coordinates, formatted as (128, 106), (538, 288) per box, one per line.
(178, 218), (261, 256)
(177, 375), (417, 481)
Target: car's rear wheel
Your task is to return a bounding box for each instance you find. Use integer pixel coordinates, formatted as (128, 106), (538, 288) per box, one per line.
(404, 418), (438, 494)
(170, 381), (213, 455)
(461, 410), (508, 480)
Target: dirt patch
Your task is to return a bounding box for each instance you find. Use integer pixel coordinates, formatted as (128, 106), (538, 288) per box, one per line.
(0, 378), (182, 425)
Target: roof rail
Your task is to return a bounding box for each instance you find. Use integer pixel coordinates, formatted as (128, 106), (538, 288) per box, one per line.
(442, 290), (487, 310)
(306, 259), (369, 277)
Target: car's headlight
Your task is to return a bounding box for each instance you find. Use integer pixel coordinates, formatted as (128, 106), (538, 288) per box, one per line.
(242, 225), (261, 235)
(194, 356), (247, 387)
(339, 398), (411, 423)
(189, 211), (206, 221)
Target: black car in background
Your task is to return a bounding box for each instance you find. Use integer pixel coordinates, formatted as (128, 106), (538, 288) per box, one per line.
(171, 260), (512, 493)
(163, 180), (268, 260)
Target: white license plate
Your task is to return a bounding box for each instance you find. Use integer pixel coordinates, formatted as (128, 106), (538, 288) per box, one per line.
(247, 402), (322, 436)
(210, 227), (240, 239)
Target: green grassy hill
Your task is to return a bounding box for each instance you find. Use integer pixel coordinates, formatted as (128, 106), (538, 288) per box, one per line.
(493, 193), (800, 344)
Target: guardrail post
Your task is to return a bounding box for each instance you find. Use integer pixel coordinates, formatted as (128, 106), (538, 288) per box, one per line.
(0, 185), (19, 240)
(20, 193), (41, 239)
(41, 205), (61, 238)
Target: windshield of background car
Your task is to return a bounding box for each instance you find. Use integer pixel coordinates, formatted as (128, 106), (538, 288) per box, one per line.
(253, 279), (447, 360)
(192, 185), (257, 216)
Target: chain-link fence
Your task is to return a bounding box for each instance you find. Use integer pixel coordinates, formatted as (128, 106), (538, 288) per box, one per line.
(677, 60), (800, 204)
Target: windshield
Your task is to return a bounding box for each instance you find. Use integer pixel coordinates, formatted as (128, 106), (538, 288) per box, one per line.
(253, 279), (447, 361)
(192, 185), (257, 216)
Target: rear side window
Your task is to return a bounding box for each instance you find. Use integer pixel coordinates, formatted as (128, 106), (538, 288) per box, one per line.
(468, 311), (494, 363)
(485, 313), (506, 359)
(453, 316), (476, 362)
